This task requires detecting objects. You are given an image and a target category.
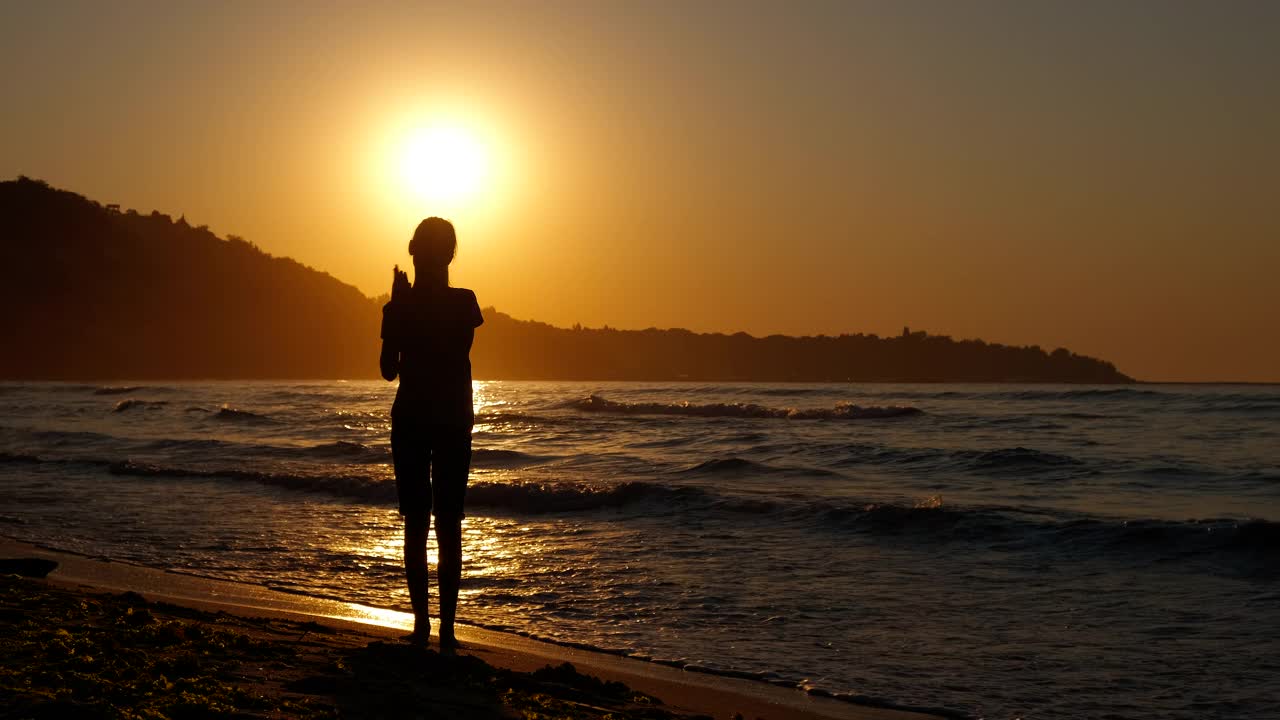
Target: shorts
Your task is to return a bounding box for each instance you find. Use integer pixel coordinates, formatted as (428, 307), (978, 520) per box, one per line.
(390, 420), (472, 520)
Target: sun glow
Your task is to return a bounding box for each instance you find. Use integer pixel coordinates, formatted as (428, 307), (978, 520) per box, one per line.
(399, 126), (488, 207)
(365, 105), (515, 253)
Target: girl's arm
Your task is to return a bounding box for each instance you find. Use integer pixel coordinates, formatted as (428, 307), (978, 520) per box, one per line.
(380, 337), (399, 381)
(380, 266), (412, 381)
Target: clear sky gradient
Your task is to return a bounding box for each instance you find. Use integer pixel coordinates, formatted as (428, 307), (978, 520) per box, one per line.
(3, 1), (1277, 381)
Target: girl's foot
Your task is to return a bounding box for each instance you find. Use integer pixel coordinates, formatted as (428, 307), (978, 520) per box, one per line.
(403, 620), (431, 646)
(438, 633), (463, 654)
(401, 630), (430, 646)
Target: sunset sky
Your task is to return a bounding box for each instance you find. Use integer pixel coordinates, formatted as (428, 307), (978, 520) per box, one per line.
(3, 2), (1277, 381)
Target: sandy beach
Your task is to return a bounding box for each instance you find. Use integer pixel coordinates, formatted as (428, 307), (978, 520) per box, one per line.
(1, 538), (945, 720)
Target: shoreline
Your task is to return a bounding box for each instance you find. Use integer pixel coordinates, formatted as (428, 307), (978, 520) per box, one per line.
(9, 378), (1280, 389)
(1, 536), (951, 720)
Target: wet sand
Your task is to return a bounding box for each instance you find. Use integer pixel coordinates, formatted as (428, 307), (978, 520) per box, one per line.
(1, 538), (945, 720)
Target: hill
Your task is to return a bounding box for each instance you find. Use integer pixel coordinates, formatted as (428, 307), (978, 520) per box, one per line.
(1, 178), (379, 379)
(0, 178), (1131, 382)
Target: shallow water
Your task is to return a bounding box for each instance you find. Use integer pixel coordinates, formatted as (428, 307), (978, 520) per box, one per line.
(2, 380), (1278, 718)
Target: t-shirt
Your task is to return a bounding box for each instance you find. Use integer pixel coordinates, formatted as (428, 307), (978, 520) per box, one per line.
(381, 286), (483, 424)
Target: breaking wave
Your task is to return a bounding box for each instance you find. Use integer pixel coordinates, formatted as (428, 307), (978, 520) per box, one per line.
(475, 411), (580, 427)
(84, 459), (1280, 560)
(303, 440), (389, 462)
(113, 399), (169, 412)
(467, 480), (707, 513)
(95, 385), (148, 395)
(107, 460), (399, 504)
(567, 395), (922, 420)
(679, 457), (838, 476)
(472, 448), (555, 468)
(213, 406), (276, 424)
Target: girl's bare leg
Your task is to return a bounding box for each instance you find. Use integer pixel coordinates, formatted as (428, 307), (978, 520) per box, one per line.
(435, 515), (463, 650)
(403, 515), (431, 642)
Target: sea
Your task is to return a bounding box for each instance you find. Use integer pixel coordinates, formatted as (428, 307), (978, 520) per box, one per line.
(1, 380), (1277, 719)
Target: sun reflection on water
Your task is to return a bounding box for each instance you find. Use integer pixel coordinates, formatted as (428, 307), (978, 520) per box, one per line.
(472, 380), (506, 414)
(341, 602), (414, 631)
(316, 381), (575, 626)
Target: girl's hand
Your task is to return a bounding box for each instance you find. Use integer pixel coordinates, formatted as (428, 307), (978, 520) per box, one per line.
(391, 265), (412, 303)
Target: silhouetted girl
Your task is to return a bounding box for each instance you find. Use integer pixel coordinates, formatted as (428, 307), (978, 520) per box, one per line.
(380, 217), (483, 650)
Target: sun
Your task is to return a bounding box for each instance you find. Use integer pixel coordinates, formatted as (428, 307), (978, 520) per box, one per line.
(399, 126), (488, 207)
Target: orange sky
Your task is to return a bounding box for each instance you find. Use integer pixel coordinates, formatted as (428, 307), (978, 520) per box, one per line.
(3, 2), (1277, 381)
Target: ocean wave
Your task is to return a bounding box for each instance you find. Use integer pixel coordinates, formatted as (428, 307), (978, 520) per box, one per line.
(213, 406), (276, 424)
(566, 395), (922, 420)
(956, 447), (1083, 471)
(680, 457), (769, 474)
(678, 457), (838, 477)
(1032, 411), (1124, 420)
(828, 444), (1087, 476)
(1234, 470), (1280, 484)
(59, 456), (1280, 560)
(1202, 399), (1280, 414)
(142, 437), (231, 454)
(107, 460), (398, 504)
(1134, 464), (1204, 478)
(799, 499), (1279, 562)
(8, 427), (120, 447)
(99, 454), (561, 505)
(475, 410), (580, 427)
(263, 388), (373, 403)
(472, 448), (555, 468)
(90, 460), (739, 516)
(31, 383), (141, 394)
(0, 424), (554, 472)
(112, 399), (169, 412)
(799, 404), (924, 419)
(751, 387), (830, 397)
(303, 440), (389, 463)
(295, 441), (548, 468)
(881, 387), (1280, 411)
(466, 482), (1279, 560)
(467, 480), (708, 513)
(95, 385), (148, 395)
(814, 387), (1153, 402)
(626, 435), (699, 449)
(994, 388), (1159, 401)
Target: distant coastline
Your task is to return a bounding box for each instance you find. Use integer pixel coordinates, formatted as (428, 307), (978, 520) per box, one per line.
(2, 177), (1131, 383)
(1137, 381), (1280, 386)
(471, 312), (1132, 383)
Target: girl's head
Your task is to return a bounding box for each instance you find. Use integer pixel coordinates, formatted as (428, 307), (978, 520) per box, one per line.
(409, 217), (456, 268)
